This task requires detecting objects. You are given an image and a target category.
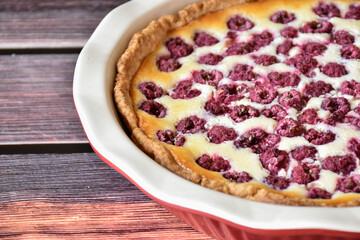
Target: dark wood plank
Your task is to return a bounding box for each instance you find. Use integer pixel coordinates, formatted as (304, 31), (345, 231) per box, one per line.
(0, 54), (87, 144)
(0, 0), (129, 49)
(0, 153), (212, 239)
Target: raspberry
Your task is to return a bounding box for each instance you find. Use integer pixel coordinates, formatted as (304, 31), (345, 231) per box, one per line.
(300, 21), (333, 34)
(207, 126), (237, 144)
(253, 54), (278, 66)
(345, 4), (360, 20)
(297, 108), (321, 125)
(234, 128), (268, 149)
(291, 164), (320, 184)
(227, 15), (254, 31)
(278, 90), (306, 111)
(216, 83), (243, 104)
(280, 26), (298, 38)
(223, 171), (252, 183)
(230, 105), (260, 123)
(170, 80), (201, 99)
(267, 72), (300, 87)
(341, 45), (360, 59)
(156, 55), (181, 72)
(307, 187), (332, 199)
(176, 115), (206, 134)
(258, 134), (281, 153)
(249, 85), (278, 104)
(291, 146), (317, 161)
(261, 105), (287, 121)
(260, 149), (289, 174)
(322, 155), (356, 175)
(198, 53), (224, 65)
(321, 97), (351, 115)
(139, 100), (167, 118)
(226, 31), (238, 40)
(225, 42), (255, 56)
(340, 80), (360, 97)
(313, 2), (341, 18)
(304, 128), (335, 145)
(196, 154), (230, 172)
(156, 130), (185, 146)
(270, 10), (296, 24)
(229, 64), (258, 81)
(192, 69), (223, 86)
(285, 54), (318, 77)
(277, 40), (293, 55)
(194, 32), (219, 47)
(343, 116), (360, 129)
(336, 175), (360, 193)
(301, 42), (327, 56)
(166, 37), (193, 59)
(276, 118), (304, 137)
(251, 31), (274, 50)
(303, 81), (333, 99)
(138, 82), (163, 100)
(331, 30), (355, 45)
(204, 99), (229, 116)
(265, 176), (290, 190)
(347, 138), (360, 158)
(321, 63), (348, 78)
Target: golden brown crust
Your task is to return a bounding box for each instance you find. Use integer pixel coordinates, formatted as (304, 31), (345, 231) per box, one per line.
(114, 0), (360, 207)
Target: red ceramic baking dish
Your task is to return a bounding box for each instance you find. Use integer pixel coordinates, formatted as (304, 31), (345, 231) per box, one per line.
(73, 0), (360, 239)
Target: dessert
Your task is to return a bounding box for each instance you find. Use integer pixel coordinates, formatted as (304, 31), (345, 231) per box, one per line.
(114, 0), (360, 206)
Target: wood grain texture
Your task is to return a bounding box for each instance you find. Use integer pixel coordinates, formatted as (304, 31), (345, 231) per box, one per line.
(0, 54), (87, 144)
(0, 0), (129, 49)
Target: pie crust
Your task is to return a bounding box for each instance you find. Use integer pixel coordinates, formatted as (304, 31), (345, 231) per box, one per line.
(114, 0), (360, 206)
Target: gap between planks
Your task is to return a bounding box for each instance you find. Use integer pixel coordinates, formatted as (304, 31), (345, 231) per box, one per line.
(0, 142), (92, 154)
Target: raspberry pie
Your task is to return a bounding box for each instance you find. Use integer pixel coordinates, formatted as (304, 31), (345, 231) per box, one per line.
(114, 0), (360, 206)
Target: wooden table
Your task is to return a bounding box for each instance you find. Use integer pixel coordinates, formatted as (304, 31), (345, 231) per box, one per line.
(0, 1), (213, 239)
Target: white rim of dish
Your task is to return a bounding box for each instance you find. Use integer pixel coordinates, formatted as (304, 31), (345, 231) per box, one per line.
(73, 0), (360, 233)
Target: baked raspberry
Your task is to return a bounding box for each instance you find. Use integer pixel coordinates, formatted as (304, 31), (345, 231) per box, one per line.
(139, 100), (167, 118)
(291, 164), (320, 184)
(278, 90), (306, 111)
(264, 176), (290, 190)
(166, 37), (193, 59)
(198, 53), (224, 65)
(207, 126), (237, 144)
(322, 155), (356, 175)
(223, 171), (252, 183)
(217, 83), (243, 104)
(234, 128), (268, 149)
(138, 82), (163, 100)
(227, 15), (254, 31)
(321, 63), (348, 78)
(205, 99), (229, 116)
(192, 69), (223, 86)
(251, 30), (274, 50)
(157, 55), (181, 72)
(176, 115), (206, 134)
(260, 149), (289, 174)
(313, 2), (341, 18)
(276, 118), (304, 137)
(230, 105), (260, 123)
(261, 105), (287, 121)
(304, 128), (335, 145)
(345, 4), (360, 20)
(336, 175), (360, 193)
(291, 146), (317, 161)
(249, 85), (277, 104)
(225, 42), (255, 56)
(253, 54), (278, 66)
(340, 80), (360, 97)
(321, 97), (351, 116)
(229, 64), (258, 81)
(300, 21), (333, 34)
(258, 134), (281, 153)
(303, 81), (333, 99)
(170, 80), (201, 99)
(270, 10), (296, 24)
(285, 54), (318, 77)
(277, 40), (293, 55)
(348, 138), (360, 158)
(196, 154), (230, 172)
(194, 32), (219, 47)
(341, 45), (360, 59)
(331, 30), (355, 45)
(267, 72), (300, 87)
(156, 130), (185, 146)
(307, 187), (332, 199)
(343, 116), (360, 129)
(280, 26), (298, 38)
(297, 108), (321, 125)
(301, 42), (327, 56)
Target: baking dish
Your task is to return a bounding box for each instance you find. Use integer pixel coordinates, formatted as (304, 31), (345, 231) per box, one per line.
(73, 0), (360, 239)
